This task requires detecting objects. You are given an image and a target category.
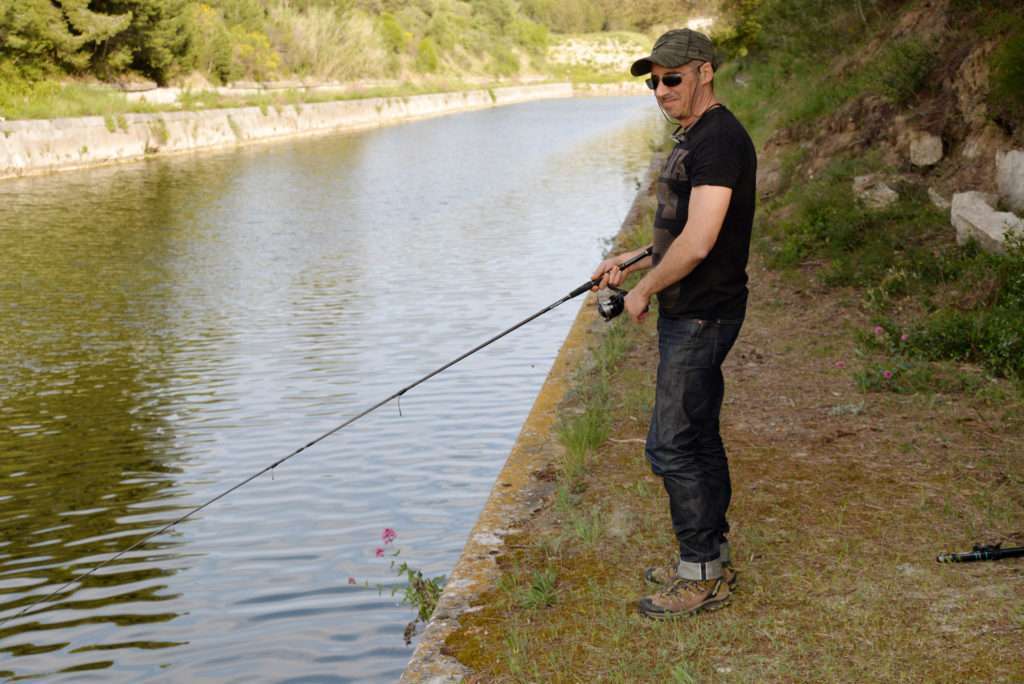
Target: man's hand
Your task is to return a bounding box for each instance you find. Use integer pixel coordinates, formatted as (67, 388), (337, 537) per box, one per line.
(590, 255), (627, 291)
(590, 246), (653, 292)
(624, 287), (651, 323)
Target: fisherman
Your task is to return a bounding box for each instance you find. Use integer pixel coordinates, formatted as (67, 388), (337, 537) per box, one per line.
(591, 28), (757, 618)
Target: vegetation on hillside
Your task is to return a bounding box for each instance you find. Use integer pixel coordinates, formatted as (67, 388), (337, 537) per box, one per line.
(714, 0), (1024, 387)
(0, 0), (706, 86)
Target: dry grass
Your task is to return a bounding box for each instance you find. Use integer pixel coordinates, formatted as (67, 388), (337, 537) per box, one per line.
(443, 256), (1024, 682)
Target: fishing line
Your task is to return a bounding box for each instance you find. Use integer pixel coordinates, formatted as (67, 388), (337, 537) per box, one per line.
(0, 247), (651, 629)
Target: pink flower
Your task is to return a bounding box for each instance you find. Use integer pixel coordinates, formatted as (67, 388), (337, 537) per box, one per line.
(375, 547), (385, 558)
(348, 576), (357, 585)
(882, 370), (893, 380)
(834, 360), (846, 369)
(900, 333), (909, 342)
(382, 528), (397, 545)
(873, 325), (884, 335)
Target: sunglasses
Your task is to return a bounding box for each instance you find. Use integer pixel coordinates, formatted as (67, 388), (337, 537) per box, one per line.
(645, 73), (684, 90)
(645, 66), (702, 90)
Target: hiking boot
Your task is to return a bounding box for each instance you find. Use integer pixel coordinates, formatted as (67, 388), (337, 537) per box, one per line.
(637, 577), (730, 619)
(644, 562), (738, 589)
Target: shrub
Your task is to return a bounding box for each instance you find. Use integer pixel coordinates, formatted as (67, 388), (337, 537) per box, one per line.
(415, 37), (440, 73)
(989, 29), (1024, 126)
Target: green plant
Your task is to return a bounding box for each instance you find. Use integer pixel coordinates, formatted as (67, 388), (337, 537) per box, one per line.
(518, 567), (558, 609)
(989, 28), (1024, 125)
(415, 37), (440, 73)
(569, 506), (603, 545)
(392, 560), (445, 622)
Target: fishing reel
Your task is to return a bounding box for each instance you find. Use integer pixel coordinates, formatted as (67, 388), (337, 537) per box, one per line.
(597, 287), (628, 321)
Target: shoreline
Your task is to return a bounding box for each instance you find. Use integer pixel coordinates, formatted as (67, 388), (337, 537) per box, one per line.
(0, 82), (645, 181)
(398, 157), (660, 683)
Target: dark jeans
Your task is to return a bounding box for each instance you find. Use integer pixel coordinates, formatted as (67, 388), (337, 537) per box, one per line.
(645, 316), (742, 574)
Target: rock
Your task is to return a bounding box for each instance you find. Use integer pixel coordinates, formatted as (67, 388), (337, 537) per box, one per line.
(928, 187), (951, 210)
(961, 122), (1009, 161)
(950, 191), (1024, 253)
(853, 174), (899, 209)
(997, 149), (1024, 214)
(908, 130), (943, 167)
(757, 154), (784, 198)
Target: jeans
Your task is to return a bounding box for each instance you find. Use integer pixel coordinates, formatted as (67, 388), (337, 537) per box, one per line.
(645, 316), (742, 580)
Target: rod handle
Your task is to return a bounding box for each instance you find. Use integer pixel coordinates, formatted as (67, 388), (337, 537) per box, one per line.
(569, 246), (653, 299)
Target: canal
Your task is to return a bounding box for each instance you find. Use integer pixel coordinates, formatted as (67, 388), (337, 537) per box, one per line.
(0, 96), (659, 681)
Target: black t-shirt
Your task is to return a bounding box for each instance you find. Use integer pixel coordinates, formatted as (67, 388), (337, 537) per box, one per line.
(652, 105), (757, 320)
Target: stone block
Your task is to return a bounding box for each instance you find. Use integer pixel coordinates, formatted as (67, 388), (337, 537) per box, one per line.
(908, 130), (943, 167)
(951, 191), (1024, 253)
(997, 149), (1024, 214)
(853, 174), (899, 209)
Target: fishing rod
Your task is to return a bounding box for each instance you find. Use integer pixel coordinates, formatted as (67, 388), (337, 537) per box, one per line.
(936, 543), (1024, 564)
(0, 246), (652, 629)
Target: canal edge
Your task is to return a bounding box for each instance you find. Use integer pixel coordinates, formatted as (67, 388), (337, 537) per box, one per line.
(400, 156), (660, 684)
(0, 83), (644, 181)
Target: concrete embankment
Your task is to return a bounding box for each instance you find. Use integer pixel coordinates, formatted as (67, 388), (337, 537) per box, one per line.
(0, 83), (579, 180)
(399, 158), (659, 684)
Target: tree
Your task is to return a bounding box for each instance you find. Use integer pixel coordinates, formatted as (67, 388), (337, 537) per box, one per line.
(0, 0), (131, 73)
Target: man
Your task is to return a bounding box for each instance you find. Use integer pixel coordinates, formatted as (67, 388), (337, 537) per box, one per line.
(591, 28), (756, 618)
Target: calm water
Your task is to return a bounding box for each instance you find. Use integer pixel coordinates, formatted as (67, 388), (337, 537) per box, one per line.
(0, 96), (659, 681)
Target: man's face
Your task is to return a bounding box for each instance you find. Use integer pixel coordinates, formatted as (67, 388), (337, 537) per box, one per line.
(650, 62), (702, 120)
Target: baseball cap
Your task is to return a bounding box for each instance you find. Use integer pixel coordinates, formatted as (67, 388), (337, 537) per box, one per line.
(630, 28), (718, 77)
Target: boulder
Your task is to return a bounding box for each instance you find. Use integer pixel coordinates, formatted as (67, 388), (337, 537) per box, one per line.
(908, 130), (943, 167)
(853, 174), (899, 209)
(950, 191), (1024, 253)
(997, 149), (1024, 214)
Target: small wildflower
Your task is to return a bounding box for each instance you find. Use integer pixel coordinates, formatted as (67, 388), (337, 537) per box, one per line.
(873, 325), (884, 335)
(834, 360), (846, 369)
(348, 576), (357, 585)
(882, 370), (893, 380)
(900, 333), (909, 342)
(382, 528), (397, 545)
(375, 547), (385, 558)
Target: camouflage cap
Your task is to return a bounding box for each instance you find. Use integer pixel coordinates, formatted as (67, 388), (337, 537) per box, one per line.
(630, 28), (718, 77)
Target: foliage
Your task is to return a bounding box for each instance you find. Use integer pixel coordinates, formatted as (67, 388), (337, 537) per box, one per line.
(392, 559), (445, 623)
(989, 27), (1024, 126)
(415, 36), (440, 73)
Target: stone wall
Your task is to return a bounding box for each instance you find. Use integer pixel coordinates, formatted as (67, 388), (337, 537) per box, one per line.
(0, 84), (573, 180)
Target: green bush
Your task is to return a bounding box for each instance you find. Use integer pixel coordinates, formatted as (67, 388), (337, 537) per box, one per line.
(415, 37), (440, 73)
(378, 13), (409, 54)
(989, 30), (1024, 125)
(871, 38), (935, 104)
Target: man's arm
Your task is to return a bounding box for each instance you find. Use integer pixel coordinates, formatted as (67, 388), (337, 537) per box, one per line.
(624, 185), (732, 321)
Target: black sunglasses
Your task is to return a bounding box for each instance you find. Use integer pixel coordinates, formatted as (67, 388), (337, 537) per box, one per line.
(645, 73), (684, 90)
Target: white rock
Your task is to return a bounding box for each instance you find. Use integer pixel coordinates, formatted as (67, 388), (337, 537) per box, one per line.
(997, 149), (1024, 214)
(908, 131), (943, 167)
(950, 191), (1024, 253)
(928, 187), (951, 210)
(853, 174), (899, 209)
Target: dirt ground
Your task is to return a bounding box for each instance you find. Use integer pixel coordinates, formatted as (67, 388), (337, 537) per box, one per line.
(442, 253), (1024, 683)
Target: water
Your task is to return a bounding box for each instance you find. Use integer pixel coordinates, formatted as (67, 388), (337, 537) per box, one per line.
(0, 96), (660, 681)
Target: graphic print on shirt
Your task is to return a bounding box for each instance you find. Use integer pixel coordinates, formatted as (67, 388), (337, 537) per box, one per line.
(653, 144), (691, 311)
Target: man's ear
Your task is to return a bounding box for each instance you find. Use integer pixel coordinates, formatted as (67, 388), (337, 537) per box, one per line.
(700, 62), (713, 85)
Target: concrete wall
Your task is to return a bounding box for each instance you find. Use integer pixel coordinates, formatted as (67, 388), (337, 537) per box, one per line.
(0, 83), (573, 180)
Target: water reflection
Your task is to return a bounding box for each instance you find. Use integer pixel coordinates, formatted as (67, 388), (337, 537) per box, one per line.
(0, 96), (661, 681)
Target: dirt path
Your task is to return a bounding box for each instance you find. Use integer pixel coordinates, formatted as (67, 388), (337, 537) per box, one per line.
(443, 251), (1024, 682)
